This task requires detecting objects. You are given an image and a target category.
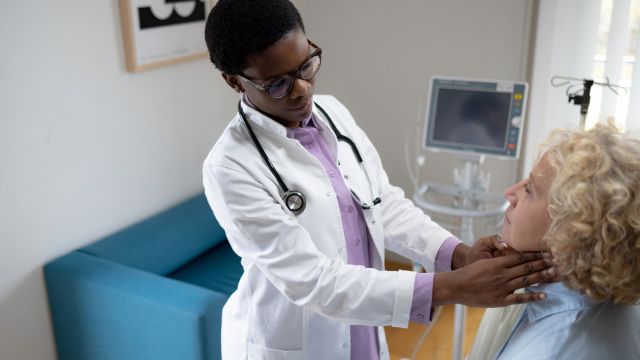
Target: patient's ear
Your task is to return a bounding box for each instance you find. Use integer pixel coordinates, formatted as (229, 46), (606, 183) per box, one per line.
(222, 73), (244, 93)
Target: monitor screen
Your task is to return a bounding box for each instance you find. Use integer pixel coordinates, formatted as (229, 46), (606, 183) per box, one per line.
(424, 77), (527, 159)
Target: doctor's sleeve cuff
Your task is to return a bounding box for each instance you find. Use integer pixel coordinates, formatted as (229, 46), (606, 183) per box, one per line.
(392, 270), (415, 328)
(434, 236), (462, 273)
(409, 272), (434, 324)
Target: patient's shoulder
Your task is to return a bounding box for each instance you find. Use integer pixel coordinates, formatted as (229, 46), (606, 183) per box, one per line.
(500, 302), (640, 359)
(557, 303), (640, 360)
(497, 302), (585, 359)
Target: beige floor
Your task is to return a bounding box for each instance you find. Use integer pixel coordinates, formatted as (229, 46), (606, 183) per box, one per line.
(384, 262), (485, 360)
(385, 304), (484, 360)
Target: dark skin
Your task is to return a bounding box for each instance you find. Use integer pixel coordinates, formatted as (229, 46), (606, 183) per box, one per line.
(222, 28), (315, 128)
(441, 236), (557, 307)
(221, 27), (556, 308)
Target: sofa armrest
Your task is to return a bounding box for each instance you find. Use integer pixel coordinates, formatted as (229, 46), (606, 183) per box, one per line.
(44, 251), (228, 360)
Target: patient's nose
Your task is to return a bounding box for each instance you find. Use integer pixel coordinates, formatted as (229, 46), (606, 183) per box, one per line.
(504, 184), (517, 206)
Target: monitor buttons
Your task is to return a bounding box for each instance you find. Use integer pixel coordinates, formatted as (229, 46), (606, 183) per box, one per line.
(511, 116), (522, 128)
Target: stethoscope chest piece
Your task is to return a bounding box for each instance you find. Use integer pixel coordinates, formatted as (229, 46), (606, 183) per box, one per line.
(283, 191), (306, 215)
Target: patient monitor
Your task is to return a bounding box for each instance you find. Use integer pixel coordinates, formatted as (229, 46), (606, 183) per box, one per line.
(423, 77), (527, 159)
(414, 76), (528, 360)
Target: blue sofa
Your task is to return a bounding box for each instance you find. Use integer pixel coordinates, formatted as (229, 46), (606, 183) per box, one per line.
(44, 193), (243, 360)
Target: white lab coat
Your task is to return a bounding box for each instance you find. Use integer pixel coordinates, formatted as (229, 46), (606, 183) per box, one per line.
(203, 95), (453, 360)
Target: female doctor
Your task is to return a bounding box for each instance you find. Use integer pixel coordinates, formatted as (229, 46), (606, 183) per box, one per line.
(202, 1), (555, 359)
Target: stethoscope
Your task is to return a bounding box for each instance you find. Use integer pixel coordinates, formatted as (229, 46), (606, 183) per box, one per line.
(238, 100), (381, 215)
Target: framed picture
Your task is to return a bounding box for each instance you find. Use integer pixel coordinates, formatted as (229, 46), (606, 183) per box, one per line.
(120, 0), (216, 72)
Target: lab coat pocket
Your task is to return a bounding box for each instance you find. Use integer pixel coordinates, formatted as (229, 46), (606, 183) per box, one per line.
(247, 342), (305, 360)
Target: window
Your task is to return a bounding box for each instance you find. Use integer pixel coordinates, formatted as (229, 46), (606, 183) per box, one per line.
(587, 0), (640, 130)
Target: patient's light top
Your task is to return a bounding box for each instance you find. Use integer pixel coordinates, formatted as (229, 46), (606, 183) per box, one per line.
(495, 282), (640, 360)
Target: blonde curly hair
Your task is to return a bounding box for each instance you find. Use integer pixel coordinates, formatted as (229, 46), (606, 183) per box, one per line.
(539, 122), (640, 304)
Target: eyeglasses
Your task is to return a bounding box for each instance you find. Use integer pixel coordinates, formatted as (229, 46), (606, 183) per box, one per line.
(238, 40), (322, 99)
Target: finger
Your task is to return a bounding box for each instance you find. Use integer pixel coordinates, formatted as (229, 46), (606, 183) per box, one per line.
(485, 235), (513, 258)
(514, 259), (549, 280)
(517, 258), (548, 275)
(524, 262), (534, 274)
(485, 234), (507, 251)
(537, 253), (560, 282)
(500, 251), (545, 267)
(495, 234), (508, 249)
(492, 246), (520, 258)
(504, 291), (546, 305)
(506, 267), (552, 290)
(540, 265), (559, 283)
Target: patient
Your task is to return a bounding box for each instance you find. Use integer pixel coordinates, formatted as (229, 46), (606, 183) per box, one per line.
(469, 122), (640, 359)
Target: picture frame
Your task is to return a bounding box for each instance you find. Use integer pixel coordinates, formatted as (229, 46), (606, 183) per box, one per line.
(120, 0), (217, 72)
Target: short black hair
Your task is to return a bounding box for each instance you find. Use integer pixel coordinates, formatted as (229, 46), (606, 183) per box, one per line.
(204, 0), (305, 75)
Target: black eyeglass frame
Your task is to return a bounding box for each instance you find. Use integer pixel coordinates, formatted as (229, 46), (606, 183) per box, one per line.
(237, 40), (322, 99)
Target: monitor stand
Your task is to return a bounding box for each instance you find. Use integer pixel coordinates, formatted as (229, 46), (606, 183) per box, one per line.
(413, 154), (508, 360)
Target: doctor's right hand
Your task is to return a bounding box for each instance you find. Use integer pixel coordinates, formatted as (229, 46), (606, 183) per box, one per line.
(432, 251), (555, 308)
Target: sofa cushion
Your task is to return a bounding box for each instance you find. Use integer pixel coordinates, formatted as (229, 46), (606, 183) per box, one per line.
(82, 193), (226, 275)
(168, 241), (243, 296)
(45, 251), (228, 360)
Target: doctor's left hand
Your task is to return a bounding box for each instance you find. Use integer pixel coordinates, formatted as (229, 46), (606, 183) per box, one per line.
(452, 234), (525, 270)
(453, 235), (560, 283)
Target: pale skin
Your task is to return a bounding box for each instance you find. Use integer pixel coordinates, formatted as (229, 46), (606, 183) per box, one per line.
(221, 26), (555, 308)
(433, 156), (557, 307)
(502, 156), (553, 252)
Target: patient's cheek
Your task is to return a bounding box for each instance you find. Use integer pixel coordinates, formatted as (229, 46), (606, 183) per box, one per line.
(502, 221), (548, 252)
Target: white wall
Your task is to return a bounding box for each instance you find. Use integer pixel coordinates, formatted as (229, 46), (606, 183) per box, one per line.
(1, 1), (535, 359)
(523, 0), (602, 173)
(0, 1), (236, 359)
(302, 0), (534, 242)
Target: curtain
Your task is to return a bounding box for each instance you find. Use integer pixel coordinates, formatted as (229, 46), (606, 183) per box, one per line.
(523, 0), (639, 173)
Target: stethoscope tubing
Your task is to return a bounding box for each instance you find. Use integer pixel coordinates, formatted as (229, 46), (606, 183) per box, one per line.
(238, 100), (380, 214)
(238, 101), (290, 193)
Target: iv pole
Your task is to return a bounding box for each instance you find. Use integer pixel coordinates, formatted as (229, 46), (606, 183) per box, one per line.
(550, 75), (627, 129)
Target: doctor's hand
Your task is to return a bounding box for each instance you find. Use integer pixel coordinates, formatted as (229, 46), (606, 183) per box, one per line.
(433, 251), (556, 308)
(451, 234), (536, 270)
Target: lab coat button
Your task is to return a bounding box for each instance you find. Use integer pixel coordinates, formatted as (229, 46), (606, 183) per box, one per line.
(330, 171), (336, 177)
(344, 174), (349, 179)
(342, 343), (348, 349)
(326, 191), (331, 197)
(372, 220), (376, 224)
(338, 248), (343, 253)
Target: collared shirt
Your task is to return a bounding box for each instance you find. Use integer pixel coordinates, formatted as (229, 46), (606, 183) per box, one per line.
(496, 282), (595, 359)
(285, 111), (459, 360)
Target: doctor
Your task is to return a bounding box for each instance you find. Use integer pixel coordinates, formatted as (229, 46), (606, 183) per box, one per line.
(202, 1), (555, 359)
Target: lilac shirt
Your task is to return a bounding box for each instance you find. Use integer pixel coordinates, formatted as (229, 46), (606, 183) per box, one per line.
(286, 113), (460, 360)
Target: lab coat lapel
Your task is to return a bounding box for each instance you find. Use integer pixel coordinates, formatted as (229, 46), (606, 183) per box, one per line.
(312, 99), (385, 269)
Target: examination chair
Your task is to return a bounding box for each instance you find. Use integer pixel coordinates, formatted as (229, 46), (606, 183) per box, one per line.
(44, 193), (242, 360)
